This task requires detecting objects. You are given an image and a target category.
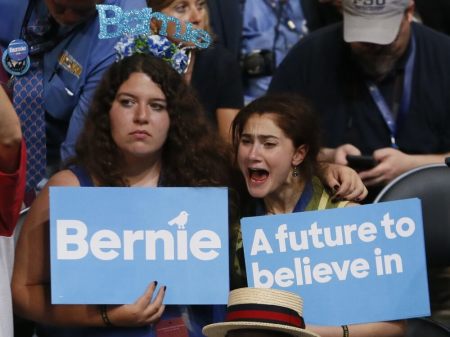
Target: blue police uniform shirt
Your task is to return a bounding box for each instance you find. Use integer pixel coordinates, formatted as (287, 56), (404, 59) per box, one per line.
(241, 0), (308, 103)
(0, 0), (147, 165)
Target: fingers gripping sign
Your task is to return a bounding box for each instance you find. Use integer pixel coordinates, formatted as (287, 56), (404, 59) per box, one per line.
(106, 281), (167, 327)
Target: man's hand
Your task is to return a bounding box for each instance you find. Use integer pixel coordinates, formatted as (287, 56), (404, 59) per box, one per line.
(358, 148), (415, 186)
(335, 144), (361, 165)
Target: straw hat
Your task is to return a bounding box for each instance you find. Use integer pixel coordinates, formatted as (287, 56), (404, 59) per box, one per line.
(202, 288), (320, 337)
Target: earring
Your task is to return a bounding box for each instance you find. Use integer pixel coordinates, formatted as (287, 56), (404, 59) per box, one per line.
(292, 165), (299, 177)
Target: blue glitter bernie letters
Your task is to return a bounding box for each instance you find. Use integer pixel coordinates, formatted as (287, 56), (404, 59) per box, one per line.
(96, 5), (211, 49)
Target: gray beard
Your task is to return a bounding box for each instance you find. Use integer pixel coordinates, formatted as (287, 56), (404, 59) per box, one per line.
(355, 54), (398, 81)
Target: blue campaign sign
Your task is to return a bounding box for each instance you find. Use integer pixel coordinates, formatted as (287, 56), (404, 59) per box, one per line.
(49, 187), (229, 305)
(241, 199), (429, 326)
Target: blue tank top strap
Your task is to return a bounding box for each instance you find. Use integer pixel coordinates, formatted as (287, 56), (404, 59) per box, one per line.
(254, 179), (313, 215)
(68, 165), (94, 187)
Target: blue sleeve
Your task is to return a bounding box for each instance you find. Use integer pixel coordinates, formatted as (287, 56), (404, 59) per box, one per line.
(59, 0), (147, 161)
(59, 50), (116, 161)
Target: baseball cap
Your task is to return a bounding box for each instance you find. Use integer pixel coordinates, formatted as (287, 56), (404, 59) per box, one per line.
(343, 0), (410, 45)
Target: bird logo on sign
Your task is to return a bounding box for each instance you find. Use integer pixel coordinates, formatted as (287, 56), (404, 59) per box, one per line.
(168, 211), (189, 229)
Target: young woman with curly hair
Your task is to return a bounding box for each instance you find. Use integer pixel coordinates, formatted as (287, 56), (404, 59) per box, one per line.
(74, 53), (232, 188)
(12, 53), (234, 337)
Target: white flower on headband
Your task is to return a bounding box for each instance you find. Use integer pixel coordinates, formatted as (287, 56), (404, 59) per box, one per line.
(114, 34), (190, 74)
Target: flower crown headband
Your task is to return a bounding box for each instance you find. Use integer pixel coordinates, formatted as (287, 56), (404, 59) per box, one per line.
(96, 5), (211, 74)
(114, 34), (192, 74)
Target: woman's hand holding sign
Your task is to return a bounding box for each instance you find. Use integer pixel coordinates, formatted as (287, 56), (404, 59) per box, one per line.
(106, 281), (166, 327)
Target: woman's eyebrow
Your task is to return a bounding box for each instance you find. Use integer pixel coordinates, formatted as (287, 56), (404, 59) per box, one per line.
(242, 133), (279, 140)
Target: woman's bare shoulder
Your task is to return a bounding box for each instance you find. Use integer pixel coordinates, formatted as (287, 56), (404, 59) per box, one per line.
(47, 169), (81, 187)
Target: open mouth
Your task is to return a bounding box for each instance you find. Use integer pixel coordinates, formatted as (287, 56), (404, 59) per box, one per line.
(248, 168), (269, 183)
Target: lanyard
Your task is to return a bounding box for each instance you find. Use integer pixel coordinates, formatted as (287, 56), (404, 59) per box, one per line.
(366, 35), (416, 148)
(255, 179), (313, 216)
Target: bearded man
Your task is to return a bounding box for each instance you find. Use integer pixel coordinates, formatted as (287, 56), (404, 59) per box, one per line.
(269, 0), (450, 201)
